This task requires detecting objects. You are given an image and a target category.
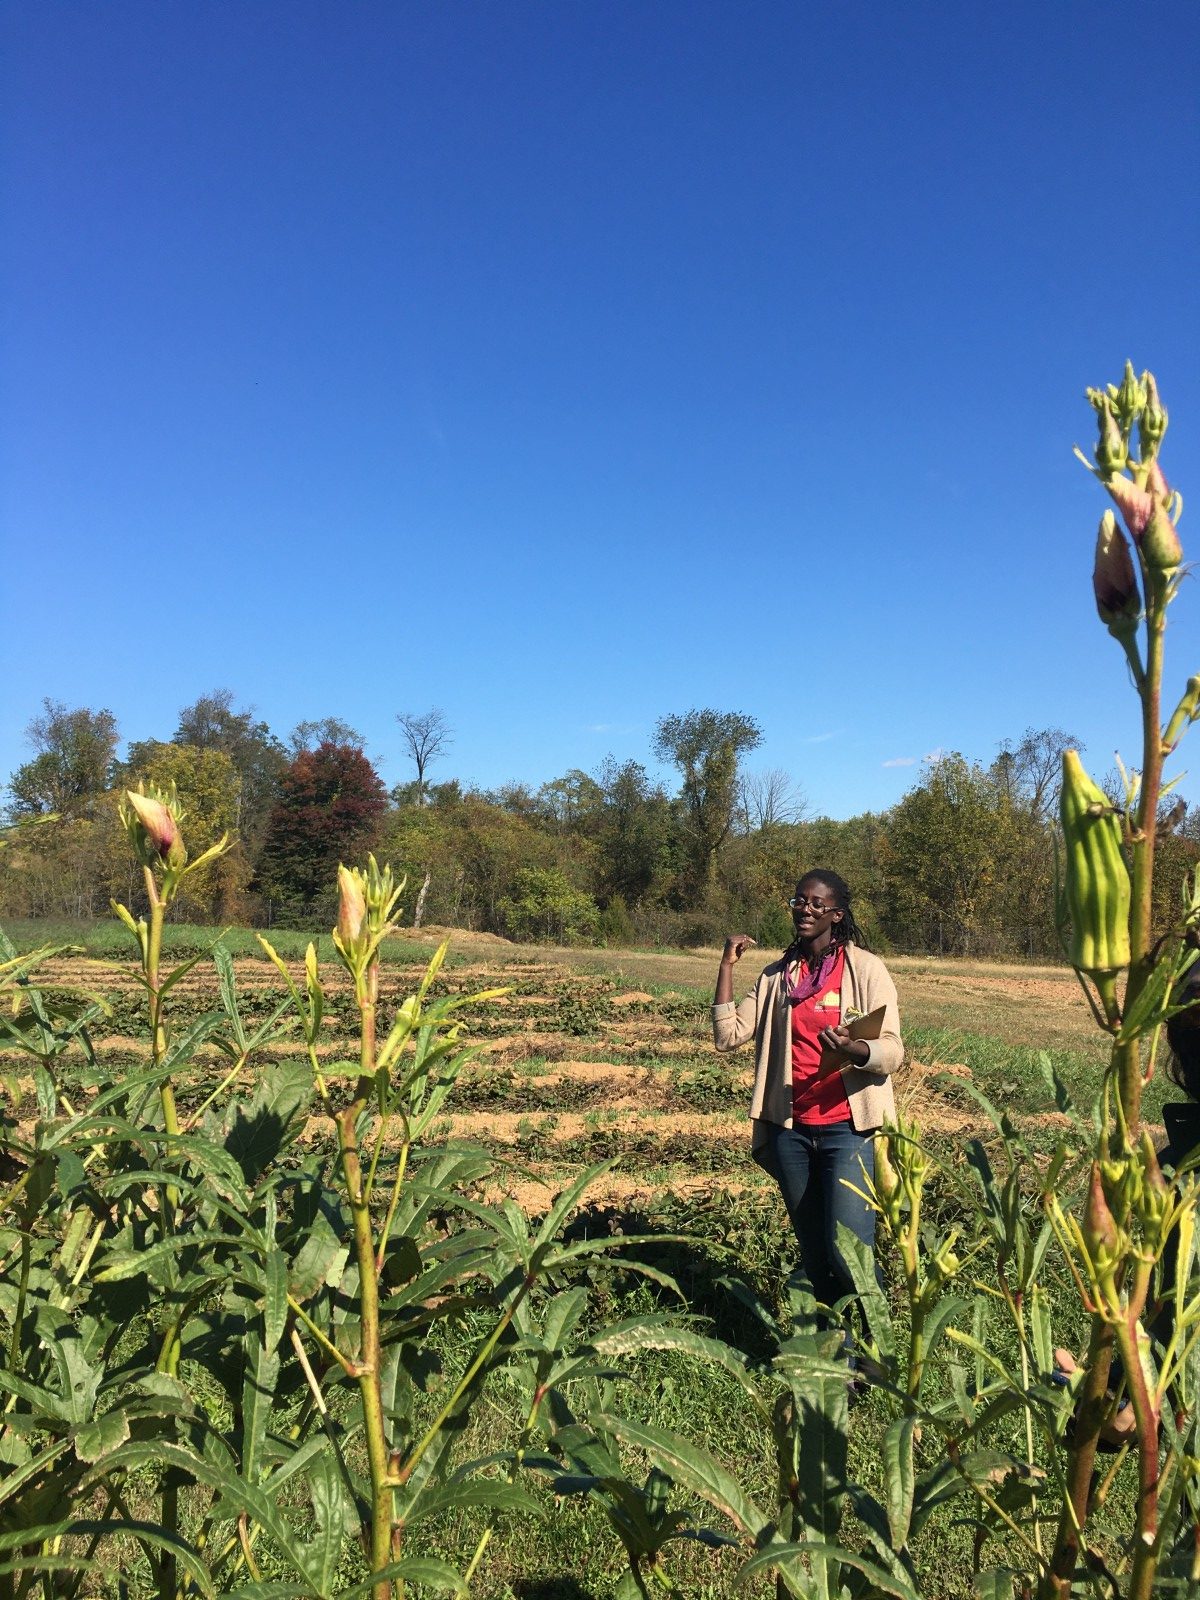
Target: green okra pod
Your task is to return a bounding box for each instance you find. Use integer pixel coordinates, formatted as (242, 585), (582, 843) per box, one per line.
(1060, 750), (1131, 1004)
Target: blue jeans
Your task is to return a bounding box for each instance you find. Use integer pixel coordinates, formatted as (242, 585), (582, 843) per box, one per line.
(761, 1120), (877, 1313)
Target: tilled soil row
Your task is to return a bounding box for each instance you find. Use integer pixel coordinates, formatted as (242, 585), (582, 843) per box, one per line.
(4, 949), (1105, 1222)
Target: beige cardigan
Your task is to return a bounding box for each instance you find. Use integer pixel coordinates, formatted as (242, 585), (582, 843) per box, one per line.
(711, 943), (903, 1148)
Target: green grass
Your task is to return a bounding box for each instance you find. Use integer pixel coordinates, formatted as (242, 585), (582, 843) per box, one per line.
(3, 915), (469, 966)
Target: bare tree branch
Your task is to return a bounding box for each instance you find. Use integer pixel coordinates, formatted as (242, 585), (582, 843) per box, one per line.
(396, 709), (453, 804)
(738, 768), (808, 831)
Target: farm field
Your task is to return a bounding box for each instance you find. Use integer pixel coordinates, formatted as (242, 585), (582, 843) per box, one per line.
(2, 924), (1169, 1597)
(5, 926), (1148, 1217)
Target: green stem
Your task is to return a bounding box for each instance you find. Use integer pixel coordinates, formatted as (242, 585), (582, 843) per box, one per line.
(337, 964), (393, 1600)
(1121, 598), (1166, 1129)
(462, 1387), (544, 1584)
(287, 1294), (360, 1376)
(156, 1284), (210, 1377)
(900, 1183), (923, 1403)
(183, 1049), (249, 1131)
(375, 1140), (411, 1274)
(1041, 1321), (1115, 1599)
(906, 1304), (926, 1406)
(144, 871), (180, 1600)
(144, 875), (181, 1212)
(0, 1161), (37, 1222)
(7, 1227), (31, 1378)
(396, 1283), (530, 1491)
(1006, 1288), (1044, 1559)
(1114, 1305), (1160, 1600)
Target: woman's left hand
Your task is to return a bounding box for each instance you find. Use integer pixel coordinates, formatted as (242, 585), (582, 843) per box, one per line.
(818, 1024), (871, 1066)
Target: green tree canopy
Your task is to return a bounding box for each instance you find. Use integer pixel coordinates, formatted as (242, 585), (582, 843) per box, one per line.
(173, 690), (287, 852)
(123, 741), (247, 918)
(7, 700), (119, 818)
(653, 708), (762, 896)
(885, 752), (1025, 955)
(290, 717), (366, 755)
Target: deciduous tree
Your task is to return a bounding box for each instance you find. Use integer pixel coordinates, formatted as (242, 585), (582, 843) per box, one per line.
(290, 717), (366, 755)
(594, 758), (673, 909)
(173, 690), (287, 853)
(7, 700), (119, 818)
(653, 708), (762, 897)
(396, 709), (452, 805)
(256, 743), (388, 918)
(885, 752), (1026, 955)
(124, 741), (247, 918)
(738, 767), (807, 832)
(994, 726), (1078, 821)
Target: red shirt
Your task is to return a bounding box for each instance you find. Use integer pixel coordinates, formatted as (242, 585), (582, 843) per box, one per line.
(789, 946), (853, 1125)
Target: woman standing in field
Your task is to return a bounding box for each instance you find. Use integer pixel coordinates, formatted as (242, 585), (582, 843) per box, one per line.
(712, 869), (903, 1325)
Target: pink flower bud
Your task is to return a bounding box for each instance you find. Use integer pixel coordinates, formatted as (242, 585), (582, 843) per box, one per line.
(337, 865), (367, 947)
(1083, 1162), (1119, 1260)
(1093, 511), (1139, 628)
(1139, 1129), (1169, 1207)
(1142, 503), (1183, 573)
(1146, 459), (1171, 502)
(125, 790), (186, 869)
(1104, 473), (1155, 544)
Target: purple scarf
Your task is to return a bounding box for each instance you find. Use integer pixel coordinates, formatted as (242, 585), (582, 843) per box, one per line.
(783, 947), (840, 1006)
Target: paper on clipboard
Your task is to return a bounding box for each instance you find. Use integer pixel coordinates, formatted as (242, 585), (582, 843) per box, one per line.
(844, 1005), (887, 1042)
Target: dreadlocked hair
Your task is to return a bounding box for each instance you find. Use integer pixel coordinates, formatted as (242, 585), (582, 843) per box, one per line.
(783, 868), (870, 963)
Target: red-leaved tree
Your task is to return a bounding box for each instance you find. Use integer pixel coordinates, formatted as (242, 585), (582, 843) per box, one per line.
(255, 741), (387, 918)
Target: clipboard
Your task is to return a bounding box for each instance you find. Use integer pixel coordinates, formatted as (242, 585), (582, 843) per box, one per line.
(844, 1005), (887, 1042)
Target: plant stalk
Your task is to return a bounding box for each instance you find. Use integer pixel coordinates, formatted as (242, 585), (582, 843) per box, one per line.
(1120, 597), (1166, 1129)
(336, 961), (394, 1600)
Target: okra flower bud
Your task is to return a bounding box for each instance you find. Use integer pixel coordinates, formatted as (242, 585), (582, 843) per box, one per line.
(1146, 459), (1171, 503)
(929, 1230), (961, 1285)
(1142, 503), (1183, 574)
(874, 1131), (901, 1208)
(337, 864), (368, 948)
(1104, 472), (1155, 545)
(1083, 1161), (1120, 1270)
(332, 855), (405, 997)
(121, 788), (187, 872)
(1092, 393), (1128, 474)
(1111, 361), (1146, 432)
(1136, 1129), (1171, 1241)
(1092, 511), (1140, 635)
(1060, 751), (1131, 1001)
(362, 854), (404, 931)
(1139, 371), (1168, 455)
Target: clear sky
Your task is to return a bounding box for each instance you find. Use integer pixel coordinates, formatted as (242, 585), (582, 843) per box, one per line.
(3, 1), (1198, 818)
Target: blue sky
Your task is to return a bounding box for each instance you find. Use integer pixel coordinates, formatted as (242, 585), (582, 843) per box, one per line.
(3, 1), (1198, 818)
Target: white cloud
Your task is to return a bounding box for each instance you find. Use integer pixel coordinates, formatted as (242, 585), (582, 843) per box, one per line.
(803, 731), (836, 744)
(923, 747), (946, 763)
(882, 757), (916, 768)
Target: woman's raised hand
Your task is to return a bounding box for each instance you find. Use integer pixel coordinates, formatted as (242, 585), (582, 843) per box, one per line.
(721, 934), (757, 966)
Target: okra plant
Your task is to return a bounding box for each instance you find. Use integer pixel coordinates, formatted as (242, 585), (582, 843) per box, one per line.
(561, 368), (1200, 1600)
(865, 367), (1200, 1599)
(0, 802), (679, 1598)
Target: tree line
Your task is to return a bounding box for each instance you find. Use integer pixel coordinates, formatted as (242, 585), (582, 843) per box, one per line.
(3, 692), (1197, 957)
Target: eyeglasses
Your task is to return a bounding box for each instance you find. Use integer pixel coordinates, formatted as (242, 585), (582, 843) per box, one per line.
(788, 895), (833, 914)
